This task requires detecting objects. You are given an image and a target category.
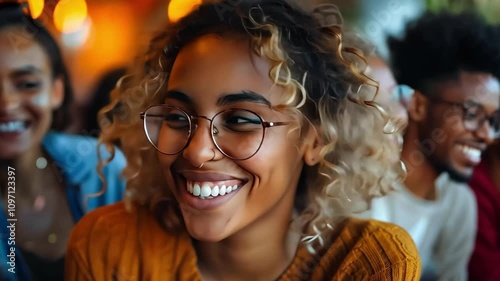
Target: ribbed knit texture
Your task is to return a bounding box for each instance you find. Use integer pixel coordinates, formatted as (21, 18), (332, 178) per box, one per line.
(66, 202), (421, 281)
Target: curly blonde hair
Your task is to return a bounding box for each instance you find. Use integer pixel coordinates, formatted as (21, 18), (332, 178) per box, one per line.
(98, 0), (405, 254)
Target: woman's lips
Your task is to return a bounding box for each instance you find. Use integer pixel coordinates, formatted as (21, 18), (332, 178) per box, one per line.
(0, 120), (30, 139)
(186, 179), (242, 198)
(0, 120), (26, 133)
(176, 172), (248, 210)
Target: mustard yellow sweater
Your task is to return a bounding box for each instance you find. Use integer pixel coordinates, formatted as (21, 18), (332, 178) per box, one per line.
(65, 202), (421, 280)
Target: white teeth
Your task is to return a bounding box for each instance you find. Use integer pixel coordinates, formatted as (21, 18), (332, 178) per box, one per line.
(0, 121), (25, 133)
(201, 183), (211, 197)
(459, 144), (482, 162)
(211, 186), (219, 197)
(186, 181), (240, 199)
(193, 184), (201, 196)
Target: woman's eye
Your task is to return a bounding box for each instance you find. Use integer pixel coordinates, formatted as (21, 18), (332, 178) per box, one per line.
(221, 111), (263, 133)
(164, 113), (190, 130)
(164, 113), (188, 122)
(16, 81), (41, 91)
(225, 115), (262, 125)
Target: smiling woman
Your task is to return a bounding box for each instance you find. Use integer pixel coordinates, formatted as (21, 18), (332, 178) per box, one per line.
(0, 3), (126, 281)
(65, 1), (421, 280)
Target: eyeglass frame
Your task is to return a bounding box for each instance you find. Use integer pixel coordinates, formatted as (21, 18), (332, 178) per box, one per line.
(427, 97), (500, 138)
(140, 105), (291, 160)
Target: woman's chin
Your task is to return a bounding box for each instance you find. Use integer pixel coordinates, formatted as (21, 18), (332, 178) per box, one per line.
(183, 217), (234, 243)
(187, 226), (227, 243)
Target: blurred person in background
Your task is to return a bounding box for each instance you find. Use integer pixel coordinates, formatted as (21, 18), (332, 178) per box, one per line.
(0, 3), (126, 280)
(363, 12), (500, 281)
(390, 12), (500, 281)
(468, 139), (500, 281)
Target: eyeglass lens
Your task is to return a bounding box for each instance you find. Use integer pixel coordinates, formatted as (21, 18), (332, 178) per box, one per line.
(143, 106), (266, 159)
(462, 101), (500, 136)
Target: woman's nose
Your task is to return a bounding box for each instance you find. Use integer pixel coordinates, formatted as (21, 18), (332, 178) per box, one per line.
(0, 85), (21, 113)
(182, 118), (218, 167)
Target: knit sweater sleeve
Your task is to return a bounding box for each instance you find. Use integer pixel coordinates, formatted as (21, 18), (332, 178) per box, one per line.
(332, 219), (422, 281)
(286, 218), (422, 281)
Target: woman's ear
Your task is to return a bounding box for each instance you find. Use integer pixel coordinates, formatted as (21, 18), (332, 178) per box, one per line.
(303, 126), (323, 166)
(407, 90), (428, 122)
(51, 76), (64, 109)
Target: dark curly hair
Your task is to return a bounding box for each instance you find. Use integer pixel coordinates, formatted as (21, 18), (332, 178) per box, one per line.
(388, 11), (500, 96)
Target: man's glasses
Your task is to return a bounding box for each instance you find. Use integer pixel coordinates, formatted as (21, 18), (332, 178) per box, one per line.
(429, 97), (500, 138)
(140, 105), (290, 160)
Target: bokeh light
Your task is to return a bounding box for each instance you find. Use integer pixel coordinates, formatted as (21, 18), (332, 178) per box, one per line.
(53, 0), (88, 33)
(28, 0), (44, 19)
(168, 0), (201, 22)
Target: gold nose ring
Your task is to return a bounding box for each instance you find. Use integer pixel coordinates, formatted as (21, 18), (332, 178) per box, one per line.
(197, 149), (216, 169)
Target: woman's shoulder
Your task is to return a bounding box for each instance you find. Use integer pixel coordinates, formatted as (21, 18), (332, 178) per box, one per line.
(333, 218), (421, 279)
(66, 202), (198, 280)
(296, 217), (421, 280)
(337, 217), (419, 252)
(43, 131), (127, 208)
(69, 201), (187, 246)
(69, 201), (135, 243)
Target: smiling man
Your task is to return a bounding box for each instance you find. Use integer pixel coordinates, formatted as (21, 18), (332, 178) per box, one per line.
(362, 12), (500, 281)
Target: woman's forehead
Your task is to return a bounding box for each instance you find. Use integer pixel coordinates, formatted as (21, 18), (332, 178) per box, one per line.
(167, 34), (288, 105)
(0, 29), (50, 74)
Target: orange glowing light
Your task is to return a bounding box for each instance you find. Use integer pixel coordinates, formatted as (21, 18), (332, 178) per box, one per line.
(28, 0), (44, 19)
(168, 0), (201, 22)
(53, 0), (88, 33)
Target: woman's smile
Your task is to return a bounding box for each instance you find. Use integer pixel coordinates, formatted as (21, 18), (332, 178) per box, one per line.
(176, 170), (249, 210)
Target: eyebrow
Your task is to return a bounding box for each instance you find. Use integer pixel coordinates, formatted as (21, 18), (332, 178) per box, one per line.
(11, 65), (42, 77)
(217, 91), (271, 107)
(165, 90), (272, 107)
(164, 90), (193, 104)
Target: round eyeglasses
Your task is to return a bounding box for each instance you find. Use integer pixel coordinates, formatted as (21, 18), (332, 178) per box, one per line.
(140, 105), (290, 160)
(429, 97), (500, 138)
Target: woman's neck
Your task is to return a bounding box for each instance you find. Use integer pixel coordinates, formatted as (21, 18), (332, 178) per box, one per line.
(195, 201), (301, 281)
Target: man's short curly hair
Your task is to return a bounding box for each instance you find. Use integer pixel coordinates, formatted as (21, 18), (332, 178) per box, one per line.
(388, 11), (500, 96)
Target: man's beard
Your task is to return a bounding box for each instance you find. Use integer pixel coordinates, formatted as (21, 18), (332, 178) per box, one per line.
(430, 157), (471, 184)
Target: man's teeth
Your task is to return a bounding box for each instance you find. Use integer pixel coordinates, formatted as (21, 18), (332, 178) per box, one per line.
(0, 121), (25, 133)
(458, 144), (481, 162)
(187, 181), (240, 199)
